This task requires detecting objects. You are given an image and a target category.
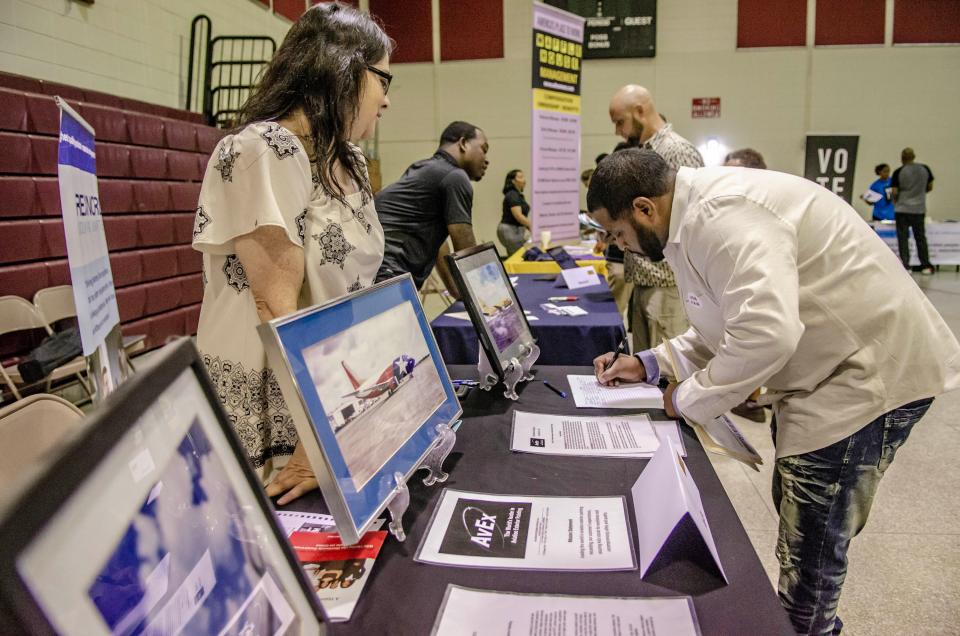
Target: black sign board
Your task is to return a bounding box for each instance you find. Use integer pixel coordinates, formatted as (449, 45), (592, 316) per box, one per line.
(803, 135), (860, 204)
(545, 0), (656, 59)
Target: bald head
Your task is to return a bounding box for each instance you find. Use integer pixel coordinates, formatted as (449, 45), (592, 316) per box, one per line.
(609, 84), (662, 144)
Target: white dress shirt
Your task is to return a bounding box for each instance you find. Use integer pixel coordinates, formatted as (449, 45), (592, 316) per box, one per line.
(652, 167), (960, 458)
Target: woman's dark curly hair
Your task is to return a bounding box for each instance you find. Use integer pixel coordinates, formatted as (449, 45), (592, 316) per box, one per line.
(239, 2), (393, 207)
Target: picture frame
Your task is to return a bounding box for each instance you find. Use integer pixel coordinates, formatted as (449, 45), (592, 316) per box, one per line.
(0, 339), (326, 635)
(259, 274), (462, 545)
(445, 243), (538, 380)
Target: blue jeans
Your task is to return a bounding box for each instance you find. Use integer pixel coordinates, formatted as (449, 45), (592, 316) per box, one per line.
(771, 398), (934, 635)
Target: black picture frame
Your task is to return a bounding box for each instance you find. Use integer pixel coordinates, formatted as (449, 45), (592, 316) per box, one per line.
(445, 243), (537, 380)
(0, 339), (327, 635)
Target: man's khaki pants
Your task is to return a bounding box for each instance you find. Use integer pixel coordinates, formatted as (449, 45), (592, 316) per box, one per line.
(606, 262), (633, 321)
(630, 285), (688, 352)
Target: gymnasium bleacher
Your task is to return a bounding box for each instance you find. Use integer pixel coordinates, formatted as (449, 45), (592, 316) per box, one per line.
(0, 70), (223, 372)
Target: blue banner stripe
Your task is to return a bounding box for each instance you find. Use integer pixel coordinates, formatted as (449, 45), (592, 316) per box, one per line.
(59, 109), (97, 174)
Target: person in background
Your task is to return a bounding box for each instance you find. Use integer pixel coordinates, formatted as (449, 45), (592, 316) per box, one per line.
(497, 169), (530, 256)
(589, 149), (960, 636)
(192, 2), (392, 504)
(862, 163), (895, 222)
(586, 167), (632, 317)
(375, 121), (489, 298)
(723, 147), (767, 170)
(608, 84), (702, 352)
(892, 148), (935, 274)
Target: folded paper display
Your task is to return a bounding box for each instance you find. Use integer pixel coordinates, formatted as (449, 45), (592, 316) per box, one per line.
(631, 436), (727, 582)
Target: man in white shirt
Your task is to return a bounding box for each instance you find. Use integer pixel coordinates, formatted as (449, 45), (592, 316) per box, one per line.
(587, 149), (960, 636)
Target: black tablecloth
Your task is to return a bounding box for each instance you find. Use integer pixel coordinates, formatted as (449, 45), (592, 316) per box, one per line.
(430, 274), (626, 366)
(283, 366), (793, 635)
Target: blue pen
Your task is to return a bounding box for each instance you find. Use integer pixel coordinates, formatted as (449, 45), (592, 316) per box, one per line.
(543, 380), (567, 398)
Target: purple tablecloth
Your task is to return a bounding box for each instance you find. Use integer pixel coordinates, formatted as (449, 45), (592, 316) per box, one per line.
(431, 274), (626, 366)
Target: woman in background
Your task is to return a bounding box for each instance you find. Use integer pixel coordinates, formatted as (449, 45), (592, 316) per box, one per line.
(192, 2), (392, 504)
(497, 169), (531, 256)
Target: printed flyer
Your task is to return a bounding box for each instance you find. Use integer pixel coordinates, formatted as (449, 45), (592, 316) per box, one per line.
(415, 489), (635, 571)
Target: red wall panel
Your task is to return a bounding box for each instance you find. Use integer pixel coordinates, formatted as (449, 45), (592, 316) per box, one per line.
(369, 0), (433, 64)
(273, 0), (306, 22)
(894, 0), (960, 44)
(738, 0), (807, 48)
(816, 0), (885, 45)
(439, 0), (503, 61)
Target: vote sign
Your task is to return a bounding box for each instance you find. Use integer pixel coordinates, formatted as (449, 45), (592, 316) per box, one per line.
(804, 134), (859, 204)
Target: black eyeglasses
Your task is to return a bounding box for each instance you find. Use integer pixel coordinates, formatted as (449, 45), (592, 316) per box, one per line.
(366, 65), (393, 95)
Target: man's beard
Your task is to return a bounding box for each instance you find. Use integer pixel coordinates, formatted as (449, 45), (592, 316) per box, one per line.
(628, 216), (665, 262)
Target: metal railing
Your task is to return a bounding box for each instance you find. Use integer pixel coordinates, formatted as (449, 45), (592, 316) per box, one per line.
(185, 15), (276, 128)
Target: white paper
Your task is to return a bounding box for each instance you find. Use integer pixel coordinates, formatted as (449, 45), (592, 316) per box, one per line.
(568, 374), (664, 409)
(862, 189), (883, 203)
(431, 585), (701, 636)
(275, 510), (337, 536)
(560, 265), (602, 290)
(563, 305), (588, 316)
(510, 276), (519, 285)
(631, 438), (727, 582)
(416, 489), (636, 571)
(510, 411), (659, 457)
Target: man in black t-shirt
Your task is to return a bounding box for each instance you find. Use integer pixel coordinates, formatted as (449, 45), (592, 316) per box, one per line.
(375, 121), (489, 298)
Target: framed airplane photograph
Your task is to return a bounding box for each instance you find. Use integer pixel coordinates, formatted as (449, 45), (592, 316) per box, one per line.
(0, 340), (326, 635)
(259, 274), (462, 545)
(445, 243), (537, 380)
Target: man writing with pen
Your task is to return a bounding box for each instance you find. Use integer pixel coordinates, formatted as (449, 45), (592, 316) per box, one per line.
(586, 149), (960, 636)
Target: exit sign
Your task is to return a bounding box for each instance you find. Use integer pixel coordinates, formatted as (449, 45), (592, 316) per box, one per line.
(692, 97), (720, 118)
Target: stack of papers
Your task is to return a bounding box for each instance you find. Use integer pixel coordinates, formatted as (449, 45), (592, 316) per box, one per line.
(540, 303), (588, 316)
(567, 375), (663, 408)
(510, 411), (685, 458)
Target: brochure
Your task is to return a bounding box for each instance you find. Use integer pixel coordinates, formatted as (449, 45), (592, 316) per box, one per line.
(276, 510), (386, 622)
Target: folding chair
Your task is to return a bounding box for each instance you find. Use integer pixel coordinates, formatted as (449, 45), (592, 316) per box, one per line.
(0, 296), (91, 401)
(418, 268), (455, 309)
(33, 285), (146, 362)
(0, 393), (84, 485)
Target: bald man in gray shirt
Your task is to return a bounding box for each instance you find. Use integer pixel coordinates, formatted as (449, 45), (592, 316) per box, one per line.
(891, 147), (935, 274)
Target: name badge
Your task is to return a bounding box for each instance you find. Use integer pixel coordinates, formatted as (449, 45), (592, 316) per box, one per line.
(685, 293), (702, 308)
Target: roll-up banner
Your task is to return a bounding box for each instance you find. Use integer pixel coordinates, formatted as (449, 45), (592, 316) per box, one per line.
(803, 134), (859, 204)
(531, 2), (585, 243)
(56, 98), (120, 355)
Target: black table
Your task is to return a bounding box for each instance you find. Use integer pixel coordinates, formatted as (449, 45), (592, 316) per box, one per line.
(285, 366), (793, 635)
(430, 274), (626, 366)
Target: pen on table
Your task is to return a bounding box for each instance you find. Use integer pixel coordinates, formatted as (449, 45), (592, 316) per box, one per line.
(543, 380), (567, 398)
(604, 334), (629, 372)
(548, 296), (578, 302)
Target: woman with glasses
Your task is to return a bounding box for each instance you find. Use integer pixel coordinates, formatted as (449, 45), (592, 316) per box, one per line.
(497, 169), (531, 256)
(192, 2), (392, 504)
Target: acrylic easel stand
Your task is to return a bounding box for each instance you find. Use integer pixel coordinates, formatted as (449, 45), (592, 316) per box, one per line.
(384, 421), (457, 541)
(476, 342), (541, 400)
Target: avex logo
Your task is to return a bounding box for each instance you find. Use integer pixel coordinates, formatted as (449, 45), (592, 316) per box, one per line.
(461, 506), (506, 550)
(439, 498), (530, 558)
